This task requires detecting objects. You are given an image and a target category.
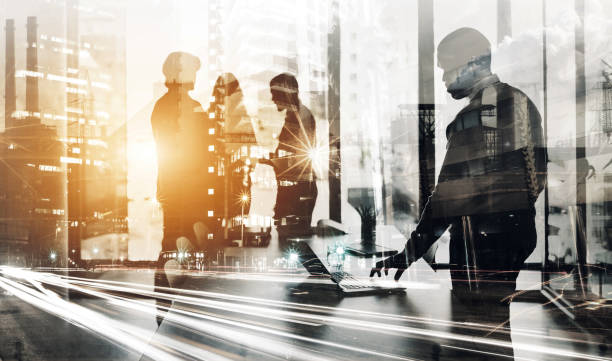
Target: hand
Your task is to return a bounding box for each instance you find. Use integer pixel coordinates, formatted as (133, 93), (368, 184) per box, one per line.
(370, 251), (409, 281)
(257, 158), (275, 168)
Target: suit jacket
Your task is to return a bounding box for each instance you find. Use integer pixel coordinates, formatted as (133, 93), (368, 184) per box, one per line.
(275, 102), (317, 182)
(151, 89), (212, 206)
(404, 75), (546, 275)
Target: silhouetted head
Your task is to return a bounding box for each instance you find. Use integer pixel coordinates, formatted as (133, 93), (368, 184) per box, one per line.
(212, 73), (242, 99)
(270, 73), (299, 111)
(437, 28), (492, 99)
(162, 51), (201, 91)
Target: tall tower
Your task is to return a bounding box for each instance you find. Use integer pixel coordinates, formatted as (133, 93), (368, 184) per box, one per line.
(66, 0), (80, 113)
(497, 0), (512, 44)
(26, 16), (39, 122)
(208, 0), (224, 88)
(65, 0), (83, 258)
(5, 19), (16, 129)
(417, 0), (436, 214)
(327, 0), (341, 222)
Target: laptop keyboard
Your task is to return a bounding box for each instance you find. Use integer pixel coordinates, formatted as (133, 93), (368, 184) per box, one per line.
(331, 271), (378, 290)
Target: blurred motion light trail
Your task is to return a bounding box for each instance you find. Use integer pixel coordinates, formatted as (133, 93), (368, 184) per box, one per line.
(0, 267), (609, 361)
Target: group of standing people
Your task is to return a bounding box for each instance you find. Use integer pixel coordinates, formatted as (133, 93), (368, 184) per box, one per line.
(152, 26), (547, 360)
(151, 52), (318, 256)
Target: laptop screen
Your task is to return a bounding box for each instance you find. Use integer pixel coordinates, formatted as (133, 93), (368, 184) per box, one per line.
(290, 239), (330, 276)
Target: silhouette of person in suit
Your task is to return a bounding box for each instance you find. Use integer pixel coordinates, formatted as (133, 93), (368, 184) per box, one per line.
(268, 73), (318, 236)
(150, 52), (212, 327)
(209, 73), (257, 241)
(371, 28), (546, 360)
(151, 51), (212, 253)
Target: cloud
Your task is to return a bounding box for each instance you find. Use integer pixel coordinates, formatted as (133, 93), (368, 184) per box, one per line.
(494, 2), (612, 85)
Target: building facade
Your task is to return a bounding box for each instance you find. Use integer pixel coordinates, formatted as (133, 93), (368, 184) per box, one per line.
(1, 0), (127, 265)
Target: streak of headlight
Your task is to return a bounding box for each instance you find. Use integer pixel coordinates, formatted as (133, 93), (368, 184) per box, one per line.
(37, 272), (325, 328)
(39, 272), (595, 348)
(2, 268), (387, 360)
(51, 273), (462, 326)
(38, 276), (610, 360)
(4, 268), (609, 361)
(61, 275), (611, 361)
(63, 275), (612, 360)
(26, 277), (60, 299)
(45, 274), (459, 334)
(0, 276), (184, 361)
(47, 273), (560, 339)
(4, 269), (582, 348)
(0, 273), (243, 361)
(36, 276), (417, 360)
(122, 289), (612, 361)
(33, 275), (404, 361)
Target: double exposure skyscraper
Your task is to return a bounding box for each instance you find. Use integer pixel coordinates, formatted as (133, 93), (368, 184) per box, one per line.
(206, 0), (332, 240)
(0, 0), (128, 265)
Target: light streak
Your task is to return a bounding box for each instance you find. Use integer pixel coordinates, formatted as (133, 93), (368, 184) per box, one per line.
(0, 267), (609, 361)
(0, 275), (183, 361)
(20, 272), (412, 360)
(17, 271), (553, 337)
(0, 268), (398, 360)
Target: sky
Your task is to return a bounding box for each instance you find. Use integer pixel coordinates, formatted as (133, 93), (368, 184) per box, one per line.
(125, 0), (209, 119)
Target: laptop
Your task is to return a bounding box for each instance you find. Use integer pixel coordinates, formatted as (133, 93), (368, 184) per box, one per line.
(290, 239), (406, 295)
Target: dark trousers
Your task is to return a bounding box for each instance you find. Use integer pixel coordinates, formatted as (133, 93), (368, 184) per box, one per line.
(439, 286), (515, 360)
(274, 180), (317, 222)
(156, 197), (204, 328)
(440, 209), (537, 360)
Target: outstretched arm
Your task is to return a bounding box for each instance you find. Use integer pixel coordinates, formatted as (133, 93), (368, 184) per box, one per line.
(370, 194), (450, 280)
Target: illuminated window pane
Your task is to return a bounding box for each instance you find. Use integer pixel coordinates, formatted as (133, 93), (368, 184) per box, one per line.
(208, 128), (215, 135)
(208, 145), (215, 152)
(208, 210), (214, 217)
(208, 166), (214, 173)
(208, 188), (214, 195)
(207, 233), (214, 240)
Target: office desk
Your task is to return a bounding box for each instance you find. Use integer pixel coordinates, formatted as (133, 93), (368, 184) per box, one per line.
(220, 225), (408, 275)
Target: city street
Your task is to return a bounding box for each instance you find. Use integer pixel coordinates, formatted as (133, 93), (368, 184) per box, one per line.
(0, 266), (609, 361)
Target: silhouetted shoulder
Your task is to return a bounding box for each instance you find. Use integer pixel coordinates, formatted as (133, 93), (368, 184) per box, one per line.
(190, 98), (206, 114)
(151, 93), (178, 135)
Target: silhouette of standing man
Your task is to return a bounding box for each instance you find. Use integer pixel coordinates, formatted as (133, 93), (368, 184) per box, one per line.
(150, 52), (211, 327)
(151, 52), (210, 253)
(371, 28), (546, 360)
(268, 73), (317, 236)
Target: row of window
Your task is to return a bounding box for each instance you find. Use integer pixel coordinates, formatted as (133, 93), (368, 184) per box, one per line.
(34, 208), (64, 215)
